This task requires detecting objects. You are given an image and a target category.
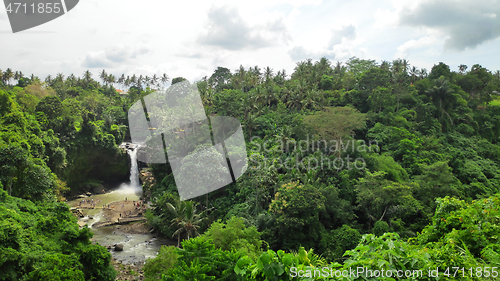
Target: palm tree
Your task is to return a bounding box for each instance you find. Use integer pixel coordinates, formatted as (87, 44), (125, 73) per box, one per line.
(130, 74), (137, 88)
(66, 74), (76, 87)
(118, 74), (125, 89)
(315, 57), (332, 76)
(251, 65), (262, 85)
(125, 76), (131, 88)
(380, 60), (391, 71)
(166, 200), (186, 247)
(425, 76), (455, 130)
(107, 74), (116, 87)
(45, 74), (52, 85)
(151, 74), (159, 88)
(4, 68), (14, 85)
(161, 73), (169, 87)
(232, 65), (246, 91)
(391, 59), (402, 75)
(402, 59), (409, 74)
(167, 200), (205, 248)
(493, 70), (500, 80)
(459, 64), (468, 74)
(334, 61), (345, 75)
(286, 91), (302, 110)
(280, 87), (292, 104)
(243, 113), (259, 138)
(409, 66), (420, 84)
(83, 70), (92, 84)
(14, 71), (23, 84)
(137, 75), (144, 88)
(56, 72), (65, 83)
(419, 68), (428, 79)
(275, 124), (294, 152)
(99, 69), (107, 85)
(264, 66), (273, 84)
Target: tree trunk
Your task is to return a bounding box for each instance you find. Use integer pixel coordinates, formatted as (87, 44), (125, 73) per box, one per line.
(379, 206), (388, 221)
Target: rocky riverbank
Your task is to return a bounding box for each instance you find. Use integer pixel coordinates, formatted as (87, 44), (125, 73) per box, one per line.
(112, 258), (145, 281)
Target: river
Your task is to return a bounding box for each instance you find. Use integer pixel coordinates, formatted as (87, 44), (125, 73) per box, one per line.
(66, 145), (163, 265)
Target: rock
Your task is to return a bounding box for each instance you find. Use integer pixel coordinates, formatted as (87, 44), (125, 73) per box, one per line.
(74, 209), (84, 218)
(89, 216), (94, 219)
(86, 192), (92, 196)
(115, 244), (124, 251)
(92, 184), (105, 194)
(77, 194), (87, 198)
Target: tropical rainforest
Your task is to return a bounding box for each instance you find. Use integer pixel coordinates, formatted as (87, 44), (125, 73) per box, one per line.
(1, 57), (500, 280)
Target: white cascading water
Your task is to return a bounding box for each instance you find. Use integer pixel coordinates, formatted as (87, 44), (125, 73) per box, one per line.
(114, 145), (142, 195)
(128, 146), (140, 188)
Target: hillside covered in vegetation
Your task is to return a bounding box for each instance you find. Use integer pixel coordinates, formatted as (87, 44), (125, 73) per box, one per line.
(1, 57), (500, 280)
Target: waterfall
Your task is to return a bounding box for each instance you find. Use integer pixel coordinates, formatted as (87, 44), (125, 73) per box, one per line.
(113, 144), (142, 195)
(127, 146), (140, 188)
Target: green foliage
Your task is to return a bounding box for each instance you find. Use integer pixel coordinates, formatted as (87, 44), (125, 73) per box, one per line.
(144, 246), (179, 281)
(159, 236), (243, 281)
(355, 171), (421, 229)
(0, 188), (115, 281)
(203, 217), (263, 259)
(5, 60), (500, 281)
(417, 196), (500, 259)
(320, 225), (362, 262)
(302, 106), (366, 156)
(171, 77), (188, 85)
(268, 182), (326, 251)
(372, 220), (391, 236)
(343, 233), (435, 280)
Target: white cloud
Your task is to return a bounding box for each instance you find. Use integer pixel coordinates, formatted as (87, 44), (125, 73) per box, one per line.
(394, 36), (438, 58)
(197, 6), (291, 50)
(399, 0), (500, 50)
(82, 44), (152, 68)
(1, 0), (499, 83)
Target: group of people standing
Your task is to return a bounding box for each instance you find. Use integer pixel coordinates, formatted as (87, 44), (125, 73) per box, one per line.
(118, 198), (147, 220)
(79, 198), (97, 208)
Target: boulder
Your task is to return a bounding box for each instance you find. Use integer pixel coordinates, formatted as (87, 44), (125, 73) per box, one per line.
(86, 192), (92, 196)
(70, 208), (84, 218)
(92, 184), (105, 194)
(77, 194), (87, 198)
(115, 244), (124, 251)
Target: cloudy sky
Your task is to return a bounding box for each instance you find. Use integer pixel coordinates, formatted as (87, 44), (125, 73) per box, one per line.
(1, 0), (499, 82)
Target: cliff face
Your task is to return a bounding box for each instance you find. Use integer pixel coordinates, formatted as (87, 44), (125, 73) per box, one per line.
(64, 146), (129, 196)
(139, 169), (155, 200)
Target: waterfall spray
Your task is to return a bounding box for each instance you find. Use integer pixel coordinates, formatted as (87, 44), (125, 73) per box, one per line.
(112, 144), (143, 195)
(127, 146), (140, 188)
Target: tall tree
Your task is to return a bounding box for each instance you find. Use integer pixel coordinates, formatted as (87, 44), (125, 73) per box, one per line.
(4, 68), (14, 85)
(303, 106), (366, 156)
(99, 69), (107, 85)
(167, 201), (205, 247)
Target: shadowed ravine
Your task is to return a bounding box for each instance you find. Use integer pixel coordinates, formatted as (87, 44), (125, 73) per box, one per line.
(66, 144), (163, 265)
